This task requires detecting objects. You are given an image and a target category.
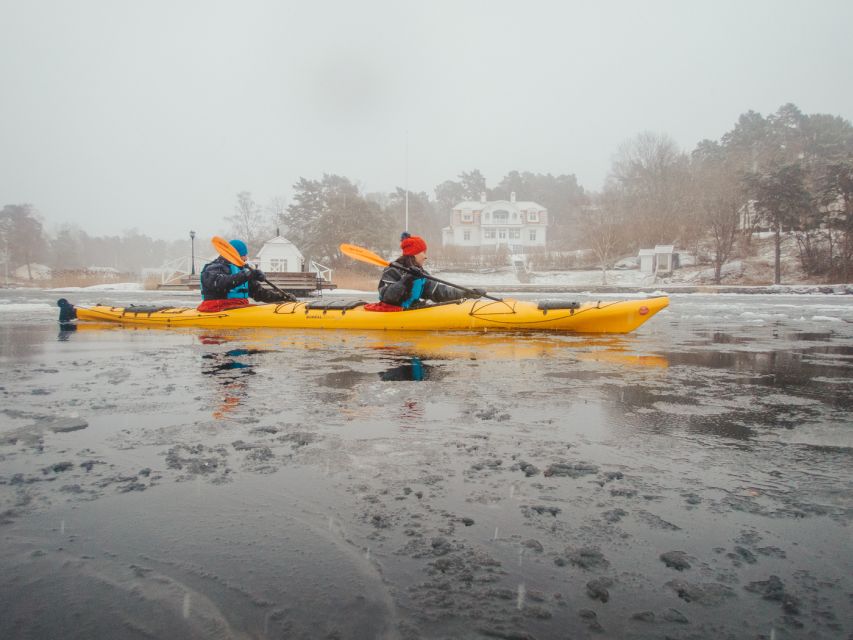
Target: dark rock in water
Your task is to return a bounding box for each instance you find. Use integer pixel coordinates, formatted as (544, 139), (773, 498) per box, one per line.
(744, 575), (801, 615)
(610, 487), (637, 498)
(565, 547), (609, 570)
(586, 577), (613, 602)
(430, 536), (452, 556)
(42, 461), (74, 474)
(517, 461), (540, 477)
(577, 609), (604, 632)
(118, 482), (147, 493)
(544, 462), (599, 478)
(660, 550), (691, 571)
(80, 460), (103, 472)
(665, 579), (735, 605)
(523, 505), (561, 517)
(138, 468), (151, 477)
(631, 611), (655, 622)
(602, 508), (627, 523)
(246, 446), (273, 462)
(460, 517), (475, 526)
(662, 608), (689, 624)
(728, 545), (757, 565)
(521, 538), (543, 553)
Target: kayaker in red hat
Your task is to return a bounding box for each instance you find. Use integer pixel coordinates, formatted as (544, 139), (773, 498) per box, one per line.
(377, 233), (485, 310)
(199, 239), (295, 312)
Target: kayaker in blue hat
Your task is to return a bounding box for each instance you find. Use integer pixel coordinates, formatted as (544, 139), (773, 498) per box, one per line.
(377, 233), (485, 310)
(199, 239), (295, 312)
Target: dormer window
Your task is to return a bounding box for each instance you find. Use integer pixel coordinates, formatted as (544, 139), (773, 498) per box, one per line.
(528, 211), (539, 222)
(462, 212), (472, 222)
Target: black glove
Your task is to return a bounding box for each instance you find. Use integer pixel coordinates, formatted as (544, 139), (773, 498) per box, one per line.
(250, 268), (266, 282)
(469, 288), (487, 297)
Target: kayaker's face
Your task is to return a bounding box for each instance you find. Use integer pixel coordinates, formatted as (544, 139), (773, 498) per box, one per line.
(413, 251), (427, 267)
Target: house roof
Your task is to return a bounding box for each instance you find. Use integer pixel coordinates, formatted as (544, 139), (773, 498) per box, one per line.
(454, 199), (546, 211)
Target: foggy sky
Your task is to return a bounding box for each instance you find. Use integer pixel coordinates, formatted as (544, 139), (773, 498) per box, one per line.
(1, 0), (851, 241)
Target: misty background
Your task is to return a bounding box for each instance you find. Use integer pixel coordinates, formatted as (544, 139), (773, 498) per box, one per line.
(1, 0), (852, 282)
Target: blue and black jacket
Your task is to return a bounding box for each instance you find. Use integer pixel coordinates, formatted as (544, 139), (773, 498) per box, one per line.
(199, 256), (289, 303)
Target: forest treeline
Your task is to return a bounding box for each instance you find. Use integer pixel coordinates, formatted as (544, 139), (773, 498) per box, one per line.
(2, 103), (852, 283)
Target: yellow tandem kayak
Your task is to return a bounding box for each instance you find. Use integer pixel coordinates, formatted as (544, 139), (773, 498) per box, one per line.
(70, 296), (669, 334)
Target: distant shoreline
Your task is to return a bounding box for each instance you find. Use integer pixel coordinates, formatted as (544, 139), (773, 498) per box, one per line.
(473, 283), (853, 295)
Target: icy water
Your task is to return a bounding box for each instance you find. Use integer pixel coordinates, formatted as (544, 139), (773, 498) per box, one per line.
(1, 289), (851, 640)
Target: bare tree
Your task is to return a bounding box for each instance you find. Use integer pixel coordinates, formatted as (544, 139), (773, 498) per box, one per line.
(225, 191), (272, 253)
(691, 142), (744, 283)
(265, 196), (289, 236)
(581, 188), (626, 284)
(611, 132), (691, 248)
(0, 204), (47, 281)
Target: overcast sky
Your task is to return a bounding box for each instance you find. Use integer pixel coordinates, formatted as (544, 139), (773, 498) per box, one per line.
(1, 0), (851, 241)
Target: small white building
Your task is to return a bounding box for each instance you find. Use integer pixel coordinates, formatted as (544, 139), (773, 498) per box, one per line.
(638, 246), (678, 274)
(442, 192), (548, 252)
(654, 245), (676, 274)
(256, 235), (305, 273)
(638, 249), (656, 273)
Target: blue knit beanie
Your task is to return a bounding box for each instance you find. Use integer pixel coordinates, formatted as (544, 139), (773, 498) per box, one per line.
(229, 239), (248, 257)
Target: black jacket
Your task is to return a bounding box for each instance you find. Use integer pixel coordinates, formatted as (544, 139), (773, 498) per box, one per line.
(378, 262), (467, 308)
(199, 257), (290, 303)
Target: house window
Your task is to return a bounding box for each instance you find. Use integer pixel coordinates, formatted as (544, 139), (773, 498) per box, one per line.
(270, 258), (287, 272)
(528, 211), (539, 222)
(484, 229), (496, 239)
(509, 229), (520, 239)
(529, 230), (536, 241)
(462, 212), (472, 222)
(499, 229), (507, 240)
(484, 212), (490, 221)
(463, 230), (471, 241)
(493, 210), (509, 222)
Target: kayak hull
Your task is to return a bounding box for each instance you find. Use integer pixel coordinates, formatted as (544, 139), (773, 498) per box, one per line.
(73, 296), (669, 334)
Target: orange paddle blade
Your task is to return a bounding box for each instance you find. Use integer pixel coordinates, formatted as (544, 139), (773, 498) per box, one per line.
(212, 236), (245, 267)
(340, 244), (390, 268)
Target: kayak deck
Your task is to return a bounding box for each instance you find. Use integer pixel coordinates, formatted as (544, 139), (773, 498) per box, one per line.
(72, 296), (669, 334)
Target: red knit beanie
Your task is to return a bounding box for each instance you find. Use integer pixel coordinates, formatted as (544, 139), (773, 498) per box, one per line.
(401, 234), (427, 256)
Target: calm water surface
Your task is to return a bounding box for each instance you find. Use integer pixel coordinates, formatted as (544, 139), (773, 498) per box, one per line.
(1, 289), (851, 639)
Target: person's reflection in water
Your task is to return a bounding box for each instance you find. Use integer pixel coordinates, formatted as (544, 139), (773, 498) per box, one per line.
(57, 324), (77, 341)
(379, 356), (430, 382)
(57, 298), (78, 341)
(200, 336), (265, 419)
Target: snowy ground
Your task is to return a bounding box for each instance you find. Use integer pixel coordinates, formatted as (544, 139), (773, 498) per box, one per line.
(0, 289), (851, 639)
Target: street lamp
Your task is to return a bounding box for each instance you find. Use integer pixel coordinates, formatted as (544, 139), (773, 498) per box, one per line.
(189, 230), (196, 275)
